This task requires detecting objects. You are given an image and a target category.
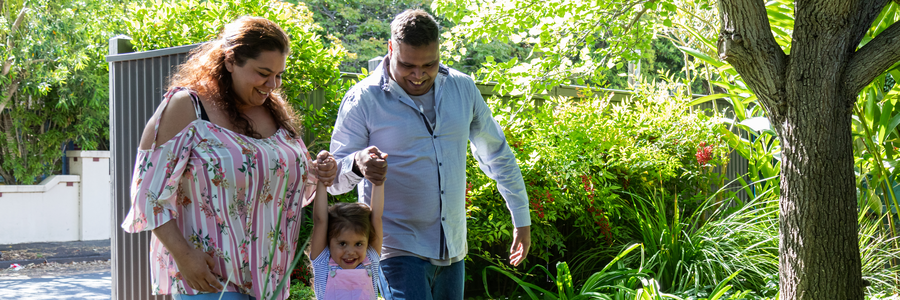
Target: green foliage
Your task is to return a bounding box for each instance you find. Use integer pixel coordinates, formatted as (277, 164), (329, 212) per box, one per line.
(853, 69), (900, 222)
(288, 281), (315, 299)
(464, 80), (729, 291)
(859, 212), (900, 294)
(483, 243), (748, 300)
(482, 244), (660, 300)
(0, 0), (119, 184)
(432, 0), (664, 98)
(123, 0), (349, 152)
(632, 189), (779, 294)
(284, 0), (430, 72)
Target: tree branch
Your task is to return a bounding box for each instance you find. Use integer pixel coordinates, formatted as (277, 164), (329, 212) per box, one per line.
(846, 0), (892, 56)
(717, 0), (788, 117)
(0, 80), (19, 112)
(845, 20), (900, 94)
(8, 6), (28, 49)
(2, 58), (11, 76)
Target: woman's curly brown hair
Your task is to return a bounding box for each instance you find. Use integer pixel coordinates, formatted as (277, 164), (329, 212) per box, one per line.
(168, 16), (300, 138)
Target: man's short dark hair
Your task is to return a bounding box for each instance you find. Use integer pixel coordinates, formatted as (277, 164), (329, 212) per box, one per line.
(390, 9), (440, 47)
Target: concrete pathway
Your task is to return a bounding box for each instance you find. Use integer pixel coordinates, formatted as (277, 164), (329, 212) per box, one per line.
(0, 271), (111, 299)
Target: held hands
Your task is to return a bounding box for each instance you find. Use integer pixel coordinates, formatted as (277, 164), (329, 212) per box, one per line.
(172, 248), (223, 293)
(509, 226), (531, 267)
(312, 150), (337, 187)
(355, 146), (388, 186)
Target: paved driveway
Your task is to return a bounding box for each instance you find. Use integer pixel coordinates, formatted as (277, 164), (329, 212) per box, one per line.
(0, 271), (111, 299)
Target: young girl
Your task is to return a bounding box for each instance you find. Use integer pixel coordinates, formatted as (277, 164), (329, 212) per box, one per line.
(310, 151), (386, 300)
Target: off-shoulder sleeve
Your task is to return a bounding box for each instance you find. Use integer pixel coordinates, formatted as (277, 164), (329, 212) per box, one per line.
(121, 126), (198, 233)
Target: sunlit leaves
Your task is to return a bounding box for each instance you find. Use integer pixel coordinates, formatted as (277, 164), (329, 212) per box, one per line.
(432, 0), (659, 99)
(0, 0), (118, 184)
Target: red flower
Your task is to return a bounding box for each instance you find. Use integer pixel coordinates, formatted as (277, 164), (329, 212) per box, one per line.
(695, 143), (714, 165)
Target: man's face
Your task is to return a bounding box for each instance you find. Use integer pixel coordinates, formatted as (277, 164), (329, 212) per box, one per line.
(388, 40), (440, 96)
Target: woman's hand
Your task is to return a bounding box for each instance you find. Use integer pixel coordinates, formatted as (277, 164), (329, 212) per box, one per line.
(152, 221), (223, 293)
(313, 150), (337, 186)
(172, 248), (224, 293)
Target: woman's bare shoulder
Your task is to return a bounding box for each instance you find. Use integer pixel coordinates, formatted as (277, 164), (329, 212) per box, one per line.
(138, 90), (200, 150)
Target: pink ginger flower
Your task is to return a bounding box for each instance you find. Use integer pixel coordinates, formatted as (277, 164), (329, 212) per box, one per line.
(695, 142), (714, 165)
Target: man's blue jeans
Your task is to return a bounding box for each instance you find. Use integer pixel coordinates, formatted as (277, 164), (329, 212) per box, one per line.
(379, 256), (465, 300)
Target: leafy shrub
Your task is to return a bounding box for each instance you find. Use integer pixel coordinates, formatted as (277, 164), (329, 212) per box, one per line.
(0, 0), (119, 184)
(464, 80), (730, 293)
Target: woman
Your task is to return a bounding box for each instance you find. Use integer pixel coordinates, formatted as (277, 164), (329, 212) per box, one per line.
(121, 16), (335, 300)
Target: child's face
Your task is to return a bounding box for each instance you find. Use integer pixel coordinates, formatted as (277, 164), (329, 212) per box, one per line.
(329, 230), (369, 269)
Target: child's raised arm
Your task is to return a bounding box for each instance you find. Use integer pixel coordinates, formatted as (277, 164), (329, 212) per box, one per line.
(370, 152), (387, 256)
(309, 152), (334, 260)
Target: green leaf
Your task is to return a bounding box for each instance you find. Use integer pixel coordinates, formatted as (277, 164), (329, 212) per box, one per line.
(676, 46), (723, 68)
(688, 93), (731, 106)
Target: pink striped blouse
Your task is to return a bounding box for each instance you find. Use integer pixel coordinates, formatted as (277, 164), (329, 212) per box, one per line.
(121, 88), (315, 299)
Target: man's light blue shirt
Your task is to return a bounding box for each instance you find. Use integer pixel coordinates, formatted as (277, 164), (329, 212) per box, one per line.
(328, 57), (531, 261)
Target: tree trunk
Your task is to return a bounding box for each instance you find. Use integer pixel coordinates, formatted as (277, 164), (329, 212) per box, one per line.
(715, 0), (900, 298)
(777, 75), (863, 299)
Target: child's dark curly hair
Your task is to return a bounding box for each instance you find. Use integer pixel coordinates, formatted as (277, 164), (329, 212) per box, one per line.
(327, 202), (375, 246)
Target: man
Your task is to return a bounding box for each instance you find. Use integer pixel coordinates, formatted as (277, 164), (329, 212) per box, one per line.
(328, 9), (531, 300)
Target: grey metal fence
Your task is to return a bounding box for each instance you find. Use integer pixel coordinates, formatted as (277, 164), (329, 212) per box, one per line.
(108, 40), (749, 300)
(108, 37), (195, 300)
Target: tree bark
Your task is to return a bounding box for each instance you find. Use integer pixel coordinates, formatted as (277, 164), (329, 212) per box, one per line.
(716, 0), (899, 299)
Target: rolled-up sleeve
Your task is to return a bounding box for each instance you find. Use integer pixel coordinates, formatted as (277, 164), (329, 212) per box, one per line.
(328, 90), (367, 195)
(468, 87), (531, 228)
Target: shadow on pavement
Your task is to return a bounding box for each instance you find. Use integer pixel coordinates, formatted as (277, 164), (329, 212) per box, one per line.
(0, 271), (111, 299)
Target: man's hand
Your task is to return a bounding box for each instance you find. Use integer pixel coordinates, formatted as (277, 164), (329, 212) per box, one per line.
(509, 225), (531, 267)
(312, 150), (337, 186)
(355, 146), (388, 185)
(172, 248), (223, 293)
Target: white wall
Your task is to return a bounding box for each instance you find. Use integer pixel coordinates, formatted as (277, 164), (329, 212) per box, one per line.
(68, 151), (111, 241)
(0, 151), (110, 244)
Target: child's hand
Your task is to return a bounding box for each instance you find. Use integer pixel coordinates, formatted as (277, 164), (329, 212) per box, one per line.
(313, 150), (337, 186)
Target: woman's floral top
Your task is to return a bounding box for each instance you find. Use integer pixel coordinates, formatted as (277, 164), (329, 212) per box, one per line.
(121, 87), (315, 300)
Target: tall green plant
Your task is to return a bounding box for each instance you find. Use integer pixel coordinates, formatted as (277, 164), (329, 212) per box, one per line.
(630, 185), (778, 294)
(853, 68), (900, 245)
(0, 0), (119, 184)
(481, 244), (660, 300)
(859, 211), (900, 294)
(483, 243), (748, 300)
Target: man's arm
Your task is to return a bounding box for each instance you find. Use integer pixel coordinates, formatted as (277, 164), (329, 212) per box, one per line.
(467, 83), (532, 266)
(328, 91), (386, 194)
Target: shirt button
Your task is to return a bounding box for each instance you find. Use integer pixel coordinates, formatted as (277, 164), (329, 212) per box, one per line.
(439, 162), (442, 166)
(433, 135), (436, 139)
(441, 190), (444, 194)
(442, 217), (446, 221)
